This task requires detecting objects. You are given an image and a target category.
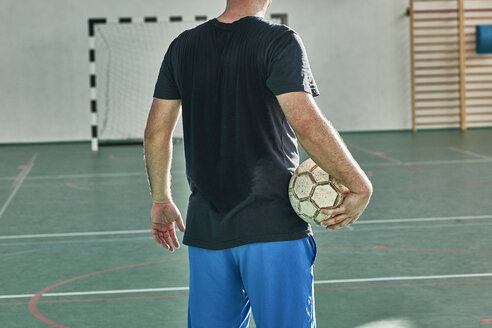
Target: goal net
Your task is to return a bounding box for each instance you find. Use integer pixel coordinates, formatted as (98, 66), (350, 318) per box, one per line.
(90, 15), (285, 148)
(93, 19), (199, 143)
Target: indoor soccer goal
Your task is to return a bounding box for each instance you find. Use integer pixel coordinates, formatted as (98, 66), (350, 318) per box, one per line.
(88, 14), (287, 151)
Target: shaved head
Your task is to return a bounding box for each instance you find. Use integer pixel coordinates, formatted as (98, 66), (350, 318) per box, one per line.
(227, 0), (271, 7)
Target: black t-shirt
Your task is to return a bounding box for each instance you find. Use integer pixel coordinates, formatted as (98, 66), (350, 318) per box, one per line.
(154, 16), (319, 250)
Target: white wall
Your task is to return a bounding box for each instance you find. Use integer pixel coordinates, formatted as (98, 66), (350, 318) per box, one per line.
(0, 0), (411, 143)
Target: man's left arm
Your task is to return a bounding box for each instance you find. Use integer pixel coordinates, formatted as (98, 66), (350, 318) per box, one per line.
(144, 97), (185, 252)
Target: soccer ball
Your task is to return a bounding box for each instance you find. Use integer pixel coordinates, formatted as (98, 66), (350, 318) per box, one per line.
(288, 158), (347, 226)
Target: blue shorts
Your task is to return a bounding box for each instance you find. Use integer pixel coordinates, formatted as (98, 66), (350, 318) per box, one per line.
(187, 236), (317, 328)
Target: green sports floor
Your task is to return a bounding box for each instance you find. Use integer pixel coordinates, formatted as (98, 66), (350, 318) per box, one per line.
(1, 129), (491, 328)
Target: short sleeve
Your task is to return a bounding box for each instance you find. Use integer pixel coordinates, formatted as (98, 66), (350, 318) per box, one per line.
(153, 40), (181, 100)
(266, 31), (319, 97)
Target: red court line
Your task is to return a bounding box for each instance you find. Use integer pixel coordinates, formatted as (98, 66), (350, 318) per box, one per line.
(314, 279), (492, 291)
(1, 294), (188, 306)
(65, 182), (92, 192)
(481, 318), (492, 323)
(28, 257), (186, 328)
(12, 153), (39, 186)
(65, 182), (141, 194)
(346, 143), (421, 171)
(108, 154), (139, 161)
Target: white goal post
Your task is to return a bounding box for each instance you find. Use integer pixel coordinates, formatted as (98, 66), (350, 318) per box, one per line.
(87, 14), (288, 151)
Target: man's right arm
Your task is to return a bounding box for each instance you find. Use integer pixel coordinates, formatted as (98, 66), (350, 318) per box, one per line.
(277, 91), (373, 230)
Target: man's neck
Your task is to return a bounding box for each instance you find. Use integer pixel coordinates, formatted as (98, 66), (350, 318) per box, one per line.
(216, 3), (267, 23)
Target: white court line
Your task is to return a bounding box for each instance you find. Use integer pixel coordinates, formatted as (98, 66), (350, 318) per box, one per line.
(1, 215), (492, 240)
(0, 229), (150, 240)
(0, 153), (38, 219)
(411, 158), (492, 165)
(2, 272), (492, 300)
(0, 222), (488, 245)
(363, 158), (492, 168)
(0, 155), (491, 182)
(30, 172), (146, 179)
(1, 220), (490, 245)
(0, 171), (186, 182)
(314, 272), (492, 285)
(447, 147), (492, 160)
(354, 214), (492, 224)
(0, 287), (189, 300)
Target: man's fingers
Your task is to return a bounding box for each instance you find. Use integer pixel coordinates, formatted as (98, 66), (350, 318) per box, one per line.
(157, 232), (170, 250)
(169, 228), (181, 249)
(320, 214), (347, 227)
(154, 228), (169, 249)
(320, 206), (346, 216)
(151, 229), (162, 245)
(326, 217), (352, 231)
(151, 220), (183, 252)
(151, 231), (161, 245)
(158, 234), (169, 250)
(176, 216), (186, 232)
(163, 233), (174, 252)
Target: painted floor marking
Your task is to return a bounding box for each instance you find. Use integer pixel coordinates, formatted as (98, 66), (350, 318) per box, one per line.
(0, 153), (38, 219)
(0, 155), (491, 183)
(1, 215), (491, 240)
(12, 154), (38, 186)
(0, 173), (138, 182)
(314, 272), (492, 285)
(321, 221), (492, 233)
(0, 171), (187, 181)
(0, 287), (190, 300)
(2, 272), (492, 300)
(0, 294), (189, 306)
(2, 220), (490, 247)
(0, 236), (154, 246)
(363, 158), (492, 167)
(30, 172), (146, 180)
(317, 245), (492, 255)
(355, 214), (492, 224)
(0, 236), (152, 247)
(447, 147), (492, 160)
(0, 229), (150, 240)
(347, 143), (420, 171)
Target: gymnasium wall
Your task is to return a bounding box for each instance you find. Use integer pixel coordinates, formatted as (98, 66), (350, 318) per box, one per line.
(0, 0), (410, 143)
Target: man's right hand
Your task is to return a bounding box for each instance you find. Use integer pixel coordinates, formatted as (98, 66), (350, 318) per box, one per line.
(318, 189), (372, 230)
(150, 200), (186, 252)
